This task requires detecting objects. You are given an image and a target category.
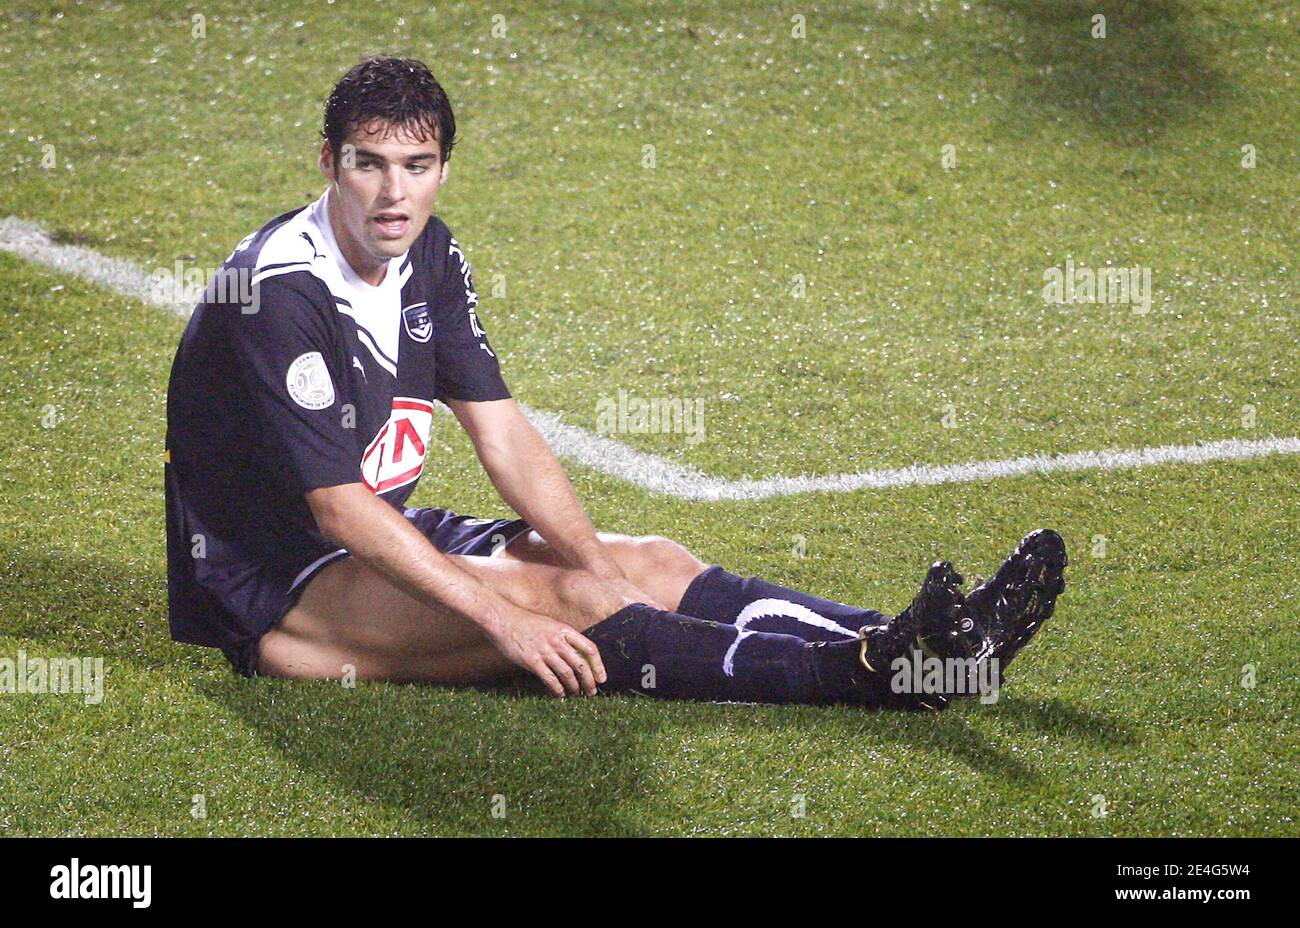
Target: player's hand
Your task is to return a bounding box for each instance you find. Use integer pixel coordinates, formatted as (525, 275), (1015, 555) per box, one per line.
(493, 610), (606, 697)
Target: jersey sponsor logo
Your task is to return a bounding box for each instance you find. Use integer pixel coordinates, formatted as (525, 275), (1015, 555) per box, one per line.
(360, 397), (435, 494)
(285, 351), (335, 410)
(402, 301), (432, 343)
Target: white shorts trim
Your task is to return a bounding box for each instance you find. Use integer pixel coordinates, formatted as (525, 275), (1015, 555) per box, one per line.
(289, 548), (349, 593)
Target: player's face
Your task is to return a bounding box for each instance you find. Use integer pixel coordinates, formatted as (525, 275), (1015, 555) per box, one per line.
(319, 120), (449, 278)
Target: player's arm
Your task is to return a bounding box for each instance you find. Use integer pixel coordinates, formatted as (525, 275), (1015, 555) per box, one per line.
(304, 482), (604, 696)
(448, 397), (624, 581)
(431, 234), (628, 585)
(231, 275), (598, 696)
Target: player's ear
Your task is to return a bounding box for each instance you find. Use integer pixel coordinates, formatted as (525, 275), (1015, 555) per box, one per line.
(318, 141), (335, 181)
(439, 159), (450, 185)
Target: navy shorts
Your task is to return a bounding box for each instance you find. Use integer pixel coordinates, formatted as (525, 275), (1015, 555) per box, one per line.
(219, 507), (530, 678)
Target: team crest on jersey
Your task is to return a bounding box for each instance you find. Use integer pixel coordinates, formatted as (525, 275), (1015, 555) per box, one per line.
(285, 352), (335, 410)
(360, 397), (435, 494)
(402, 302), (432, 343)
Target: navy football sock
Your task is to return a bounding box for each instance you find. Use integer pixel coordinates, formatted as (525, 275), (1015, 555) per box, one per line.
(676, 566), (889, 642)
(583, 603), (863, 705)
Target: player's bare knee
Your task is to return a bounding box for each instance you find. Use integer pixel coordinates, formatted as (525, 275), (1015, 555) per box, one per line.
(553, 568), (623, 627)
(637, 535), (706, 584)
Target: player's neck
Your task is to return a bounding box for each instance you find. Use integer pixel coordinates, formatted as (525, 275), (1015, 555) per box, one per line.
(326, 192), (389, 287)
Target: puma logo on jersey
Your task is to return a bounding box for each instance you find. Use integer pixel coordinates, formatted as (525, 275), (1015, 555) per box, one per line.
(352, 355), (366, 381)
(360, 397), (434, 494)
(300, 231), (324, 261)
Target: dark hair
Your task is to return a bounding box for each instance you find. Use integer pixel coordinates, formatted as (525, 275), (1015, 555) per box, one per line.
(322, 57), (457, 164)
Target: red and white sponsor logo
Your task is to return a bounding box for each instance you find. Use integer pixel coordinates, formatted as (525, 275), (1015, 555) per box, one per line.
(360, 397), (434, 494)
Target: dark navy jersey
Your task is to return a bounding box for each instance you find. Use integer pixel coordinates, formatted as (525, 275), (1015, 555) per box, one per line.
(164, 188), (509, 653)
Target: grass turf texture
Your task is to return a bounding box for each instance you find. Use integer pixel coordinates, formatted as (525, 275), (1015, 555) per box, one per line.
(0, 0), (1296, 835)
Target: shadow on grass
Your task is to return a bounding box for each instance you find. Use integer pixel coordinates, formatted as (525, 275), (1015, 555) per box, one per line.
(986, 0), (1226, 141)
(992, 694), (1140, 747)
(201, 676), (669, 836)
(203, 683), (1109, 831)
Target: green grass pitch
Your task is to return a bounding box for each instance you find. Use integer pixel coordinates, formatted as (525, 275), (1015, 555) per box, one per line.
(0, 0), (1296, 836)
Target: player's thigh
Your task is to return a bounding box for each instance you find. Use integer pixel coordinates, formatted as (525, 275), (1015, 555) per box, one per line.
(500, 530), (706, 608)
(258, 553), (590, 682)
(282, 556), (486, 651)
(257, 629), (510, 686)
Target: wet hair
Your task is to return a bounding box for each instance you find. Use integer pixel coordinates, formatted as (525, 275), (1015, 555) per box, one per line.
(322, 57), (457, 165)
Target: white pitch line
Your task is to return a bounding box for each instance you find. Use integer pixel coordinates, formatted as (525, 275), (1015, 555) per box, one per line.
(514, 414), (1300, 500)
(4, 215), (1298, 500)
(0, 216), (194, 315)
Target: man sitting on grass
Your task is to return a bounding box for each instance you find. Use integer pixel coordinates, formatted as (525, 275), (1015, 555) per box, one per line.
(165, 57), (1066, 710)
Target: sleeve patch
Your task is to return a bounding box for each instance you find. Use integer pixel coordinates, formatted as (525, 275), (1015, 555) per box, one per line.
(285, 351), (336, 410)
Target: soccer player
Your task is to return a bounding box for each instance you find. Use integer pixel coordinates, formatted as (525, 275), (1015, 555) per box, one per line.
(165, 57), (1066, 710)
